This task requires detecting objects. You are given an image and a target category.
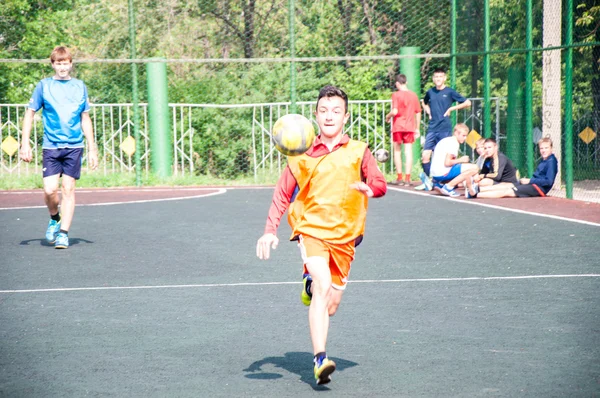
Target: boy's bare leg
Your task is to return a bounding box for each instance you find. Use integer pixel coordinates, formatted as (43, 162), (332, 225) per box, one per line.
(479, 182), (515, 192)
(477, 188), (517, 198)
(43, 175), (61, 216)
(404, 143), (413, 183)
(306, 257), (332, 355)
(59, 175), (77, 231)
(446, 165), (478, 189)
(393, 142), (402, 178)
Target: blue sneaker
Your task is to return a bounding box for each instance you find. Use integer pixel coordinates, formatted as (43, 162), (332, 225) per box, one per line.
(419, 172), (433, 191)
(45, 218), (61, 243)
(440, 184), (460, 198)
(432, 180), (444, 193)
(54, 232), (69, 249)
(314, 356), (336, 385)
(301, 274), (312, 306)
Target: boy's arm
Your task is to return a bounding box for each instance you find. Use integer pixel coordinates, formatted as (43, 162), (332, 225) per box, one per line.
(483, 153), (500, 181)
(264, 167), (296, 234)
(422, 91), (431, 118)
(20, 82), (43, 162)
(530, 158), (558, 188)
(385, 108), (397, 123)
(443, 99), (471, 117)
(257, 167), (296, 260)
(358, 148), (387, 198)
(444, 153), (470, 167)
(443, 90), (471, 117)
(81, 112), (98, 170)
(414, 112), (421, 137)
(19, 109), (36, 162)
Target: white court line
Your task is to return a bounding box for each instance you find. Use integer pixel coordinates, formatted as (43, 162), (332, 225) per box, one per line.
(0, 186), (274, 195)
(1, 274), (598, 294)
(0, 188), (227, 210)
(388, 186), (600, 227)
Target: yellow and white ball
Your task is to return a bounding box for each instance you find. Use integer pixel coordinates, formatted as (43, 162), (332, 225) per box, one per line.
(271, 114), (315, 156)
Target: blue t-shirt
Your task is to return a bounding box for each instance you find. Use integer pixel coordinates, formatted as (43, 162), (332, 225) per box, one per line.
(423, 87), (467, 134)
(28, 77), (90, 149)
(530, 154), (558, 194)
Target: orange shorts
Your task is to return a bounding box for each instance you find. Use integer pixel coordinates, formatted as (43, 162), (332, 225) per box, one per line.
(298, 235), (355, 290)
(392, 131), (415, 144)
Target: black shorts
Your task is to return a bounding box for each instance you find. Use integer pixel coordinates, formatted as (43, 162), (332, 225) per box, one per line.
(42, 148), (84, 180)
(513, 183), (545, 198)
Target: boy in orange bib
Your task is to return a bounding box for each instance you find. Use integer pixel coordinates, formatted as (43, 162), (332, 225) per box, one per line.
(256, 85), (387, 385)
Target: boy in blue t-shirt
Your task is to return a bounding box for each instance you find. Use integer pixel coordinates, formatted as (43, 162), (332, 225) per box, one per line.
(417, 67), (471, 190)
(19, 46), (98, 249)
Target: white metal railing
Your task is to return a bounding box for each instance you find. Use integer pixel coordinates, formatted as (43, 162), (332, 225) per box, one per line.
(1, 99), (503, 179)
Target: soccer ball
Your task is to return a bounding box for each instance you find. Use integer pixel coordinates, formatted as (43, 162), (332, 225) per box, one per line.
(271, 114), (316, 156)
(374, 148), (389, 163)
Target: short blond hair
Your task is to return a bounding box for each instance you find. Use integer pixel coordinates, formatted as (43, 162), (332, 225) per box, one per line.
(50, 46), (72, 64)
(454, 123), (469, 135)
(537, 136), (553, 147)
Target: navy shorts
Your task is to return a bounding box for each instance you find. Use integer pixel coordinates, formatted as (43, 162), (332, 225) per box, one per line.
(513, 183), (545, 198)
(43, 148), (84, 179)
(424, 131), (452, 151)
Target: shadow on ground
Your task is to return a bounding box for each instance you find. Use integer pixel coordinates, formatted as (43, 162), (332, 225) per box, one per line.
(244, 351), (358, 390)
(19, 238), (94, 247)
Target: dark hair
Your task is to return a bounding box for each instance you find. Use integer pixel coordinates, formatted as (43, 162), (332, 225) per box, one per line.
(484, 138), (497, 145)
(433, 67), (446, 75)
(396, 74), (407, 85)
(317, 85), (348, 112)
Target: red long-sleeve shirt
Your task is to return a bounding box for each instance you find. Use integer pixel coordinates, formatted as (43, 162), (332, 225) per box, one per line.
(264, 134), (387, 235)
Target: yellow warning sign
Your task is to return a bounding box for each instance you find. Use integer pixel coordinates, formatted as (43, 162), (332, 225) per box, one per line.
(466, 130), (482, 149)
(578, 127), (596, 145)
(1, 136), (19, 157)
(120, 136), (136, 156)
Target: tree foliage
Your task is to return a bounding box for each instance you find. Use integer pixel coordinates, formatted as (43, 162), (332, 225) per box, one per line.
(1, 0), (597, 177)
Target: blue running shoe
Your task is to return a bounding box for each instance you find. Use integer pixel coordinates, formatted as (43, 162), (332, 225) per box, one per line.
(419, 172), (433, 191)
(432, 180), (444, 193)
(301, 274), (313, 306)
(314, 356), (336, 385)
(45, 218), (61, 243)
(54, 232), (69, 249)
(440, 184), (460, 198)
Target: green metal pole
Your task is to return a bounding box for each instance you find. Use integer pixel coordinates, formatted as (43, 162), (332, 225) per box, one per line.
(483, 0), (491, 138)
(507, 67), (525, 172)
(147, 60), (172, 177)
(400, 47), (421, 174)
(127, 0), (141, 186)
(526, 0), (534, 176)
(564, 0), (573, 198)
(289, 0), (297, 113)
(451, 0), (457, 127)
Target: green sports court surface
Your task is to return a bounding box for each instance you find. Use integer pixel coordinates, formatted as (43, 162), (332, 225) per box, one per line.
(1, 187), (599, 397)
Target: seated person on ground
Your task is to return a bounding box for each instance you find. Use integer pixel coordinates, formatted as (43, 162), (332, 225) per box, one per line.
(429, 123), (479, 197)
(474, 138), (486, 171)
(465, 136), (558, 199)
(475, 138), (519, 187)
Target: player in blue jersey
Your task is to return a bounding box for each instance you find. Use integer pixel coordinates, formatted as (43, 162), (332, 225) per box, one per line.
(19, 46), (98, 249)
(417, 67), (471, 190)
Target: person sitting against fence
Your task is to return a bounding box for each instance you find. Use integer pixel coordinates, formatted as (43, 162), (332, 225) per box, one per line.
(473, 138), (519, 188)
(428, 123), (479, 197)
(474, 138), (487, 170)
(465, 136), (558, 199)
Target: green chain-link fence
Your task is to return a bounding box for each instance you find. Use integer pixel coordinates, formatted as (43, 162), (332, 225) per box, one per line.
(1, 0), (598, 201)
